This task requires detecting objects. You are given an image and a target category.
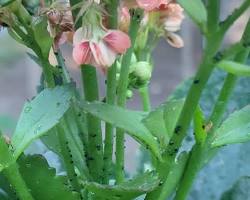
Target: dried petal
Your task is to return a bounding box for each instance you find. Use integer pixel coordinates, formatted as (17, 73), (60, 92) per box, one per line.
(165, 32), (184, 48)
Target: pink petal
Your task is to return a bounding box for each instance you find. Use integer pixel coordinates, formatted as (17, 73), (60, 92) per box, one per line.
(73, 27), (91, 45)
(72, 41), (93, 65)
(103, 30), (131, 54)
(136, 0), (161, 11)
(164, 17), (182, 32)
(90, 41), (117, 71)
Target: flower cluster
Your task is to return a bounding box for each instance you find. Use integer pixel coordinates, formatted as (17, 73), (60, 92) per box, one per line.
(71, 0), (184, 72)
(122, 0), (185, 48)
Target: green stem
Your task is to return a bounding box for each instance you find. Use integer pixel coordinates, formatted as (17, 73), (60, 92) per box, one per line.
(173, 48), (249, 200)
(115, 9), (142, 183)
(103, 64), (117, 184)
(105, 0), (119, 28)
(220, 0), (250, 33)
(208, 50), (250, 140)
(55, 50), (71, 83)
(206, 0), (220, 32)
(11, 4), (55, 88)
(69, 0), (82, 28)
(57, 122), (82, 195)
(145, 36), (222, 199)
(41, 59), (56, 88)
(81, 65), (103, 182)
(173, 144), (204, 200)
(173, 22), (250, 200)
(11, 25), (55, 88)
(103, 0), (119, 184)
(0, 134), (34, 200)
(139, 86), (151, 111)
(3, 163), (34, 200)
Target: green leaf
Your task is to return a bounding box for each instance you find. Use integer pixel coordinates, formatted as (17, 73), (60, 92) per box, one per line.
(163, 99), (185, 138)
(217, 60), (250, 76)
(0, 174), (16, 200)
(0, 133), (14, 172)
(32, 17), (53, 58)
(142, 104), (169, 149)
(80, 101), (162, 160)
(142, 99), (184, 149)
(220, 176), (250, 200)
(211, 105), (250, 147)
(42, 108), (89, 180)
(0, 115), (16, 134)
(177, 0), (207, 29)
(0, 0), (15, 7)
(12, 85), (74, 159)
(84, 171), (160, 200)
(18, 155), (79, 200)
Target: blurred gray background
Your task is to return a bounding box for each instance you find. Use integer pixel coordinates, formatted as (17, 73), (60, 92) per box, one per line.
(0, 1), (249, 199)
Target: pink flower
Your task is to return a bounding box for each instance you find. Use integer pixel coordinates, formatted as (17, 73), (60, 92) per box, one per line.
(103, 30), (131, 54)
(72, 41), (93, 65)
(91, 41), (117, 72)
(72, 27), (131, 72)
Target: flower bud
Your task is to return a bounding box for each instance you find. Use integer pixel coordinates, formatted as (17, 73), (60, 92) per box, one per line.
(116, 61), (121, 72)
(126, 89), (133, 99)
(132, 61), (152, 81)
(117, 53), (137, 73)
(116, 73), (120, 81)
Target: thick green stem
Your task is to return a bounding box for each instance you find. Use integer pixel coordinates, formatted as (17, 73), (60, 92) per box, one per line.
(173, 22), (250, 199)
(145, 36), (222, 199)
(103, 0), (119, 184)
(57, 122), (82, 195)
(3, 163), (34, 200)
(173, 144), (204, 200)
(139, 86), (151, 111)
(115, 9), (142, 183)
(41, 59), (56, 88)
(0, 134), (34, 200)
(103, 64), (117, 184)
(207, 0), (220, 32)
(81, 65), (103, 182)
(173, 49), (249, 200)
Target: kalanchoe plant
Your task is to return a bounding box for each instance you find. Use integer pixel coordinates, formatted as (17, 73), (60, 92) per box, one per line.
(0, 0), (250, 199)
